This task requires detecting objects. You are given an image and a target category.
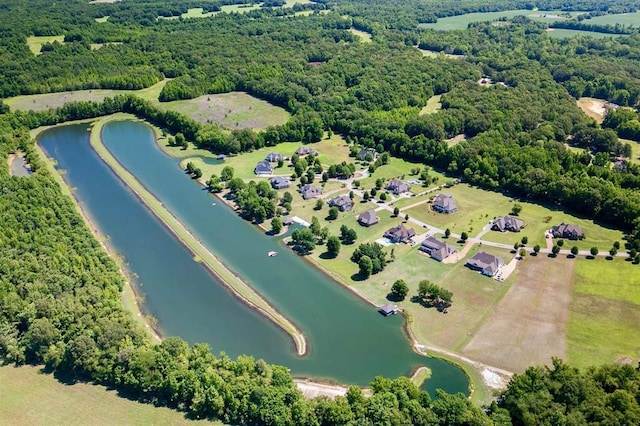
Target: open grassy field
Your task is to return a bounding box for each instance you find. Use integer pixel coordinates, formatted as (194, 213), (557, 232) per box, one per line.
(419, 95), (442, 115)
(568, 259), (640, 367)
(546, 28), (622, 38)
(419, 10), (583, 31)
(95, 16), (110, 22)
(462, 255), (573, 372)
(0, 366), (209, 426)
(576, 97), (608, 123)
(160, 1), (313, 19)
(403, 184), (624, 250)
(416, 47), (465, 59)
(620, 138), (640, 164)
(348, 28), (372, 42)
(585, 11), (640, 26)
(160, 92), (290, 129)
(26, 35), (65, 55)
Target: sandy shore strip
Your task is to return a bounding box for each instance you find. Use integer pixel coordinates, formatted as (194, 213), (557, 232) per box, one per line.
(87, 117), (307, 356)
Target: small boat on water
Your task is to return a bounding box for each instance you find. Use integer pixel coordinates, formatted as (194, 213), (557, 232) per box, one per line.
(268, 251), (278, 257)
(211, 202), (216, 206)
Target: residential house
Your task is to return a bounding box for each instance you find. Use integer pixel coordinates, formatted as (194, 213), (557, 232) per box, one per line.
(386, 179), (411, 195)
(384, 224), (416, 243)
(328, 195), (354, 212)
(254, 160), (274, 176)
(432, 193), (458, 214)
(265, 152), (284, 163)
(358, 148), (378, 162)
(270, 176), (290, 190)
(295, 146), (318, 156)
(466, 252), (504, 277)
(551, 223), (584, 240)
(300, 184), (322, 200)
(419, 236), (457, 261)
(357, 210), (380, 227)
(492, 216), (525, 232)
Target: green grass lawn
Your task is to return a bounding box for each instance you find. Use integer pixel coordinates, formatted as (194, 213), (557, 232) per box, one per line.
(584, 11), (640, 26)
(95, 16), (110, 23)
(546, 28), (622, 38)
(568, 259), (640, 367)
(419, 95), (442, 115)
(26, 35), (65, 55)
(358, 158), (446, 195)
(419, 10), (584, 31)
(620, 138), (640, 164)
(0, 366), (210, 425)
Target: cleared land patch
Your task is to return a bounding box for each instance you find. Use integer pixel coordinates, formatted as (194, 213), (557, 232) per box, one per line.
(462, 255), (573, 372)
(576, 97), (608, 123)
(621, 138), (640, 163)
(419, 95), (442, 115)
(348, 28), (372, 43)
(0, 365), (209, 425)
(26, 35), (65, 55)
(419, 10), (583, 31)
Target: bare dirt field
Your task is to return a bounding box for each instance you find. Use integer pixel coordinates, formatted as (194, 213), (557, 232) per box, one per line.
(461, 255), (574, 372)
(576, 97), (607, 123)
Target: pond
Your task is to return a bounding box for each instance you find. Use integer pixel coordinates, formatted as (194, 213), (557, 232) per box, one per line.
(38, 120), (469, 395)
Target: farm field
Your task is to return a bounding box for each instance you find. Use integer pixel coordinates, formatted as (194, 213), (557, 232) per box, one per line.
(5, 81), (288, 131)
(584, 11), (640, 26)
(416, 47), (465, 59)
(568, 259), (640, 368)
(26, 35), (65, 55)
(160, 0), (313, 19)
(0, 366), (210, 425)
(546, 28), (622, 38)
(419, 10), (584, 31)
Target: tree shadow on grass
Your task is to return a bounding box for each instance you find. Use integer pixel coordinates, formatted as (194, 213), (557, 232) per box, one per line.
(351, 272), (368, 282)
(319, 251), (336, 260)
(386, 293), (404, 302)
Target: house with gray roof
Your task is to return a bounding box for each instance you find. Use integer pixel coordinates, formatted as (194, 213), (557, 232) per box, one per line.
(386, 179), (411, 195)
(357, 210), (380, 227)
(492, 216), (525, 233)
(551, 223), (584, 240)
(420, 236), (457, 261)
(384, 224), (416, 243)
(328, 195), (354, 212)
(295, 146), (318, 156)
(358, 148), (378, 162)
(379, 303), (398, 316)
(265, 152), (284, 163)
(270, 176), (290, 190)
(254, 160), (274, 176)
(432, 193), (457, 214)
(466, 252), (503, 277)
(300, 184), (322, 200)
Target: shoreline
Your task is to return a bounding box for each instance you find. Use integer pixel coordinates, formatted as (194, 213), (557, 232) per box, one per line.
(31, 127), (162, 343)
(88, 116), (307, 357)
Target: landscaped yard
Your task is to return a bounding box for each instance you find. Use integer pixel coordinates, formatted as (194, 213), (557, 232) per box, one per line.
(567, 259), (640, 368)
(358, 158), (447, 195)
(0, 366), (210, 425)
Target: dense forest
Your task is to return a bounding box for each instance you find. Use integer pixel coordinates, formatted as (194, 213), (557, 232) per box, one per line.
(2, 0), (640, 424)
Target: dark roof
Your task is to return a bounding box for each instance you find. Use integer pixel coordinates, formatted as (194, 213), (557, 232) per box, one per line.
(420, 236), (457, 260)
(384, 224), (416, 242)
(386, 179), (411, 194)
(379, 303), (398, 316)
(358, 148), (377, 161)
(300, 184), (322, 199)
(270, 176), (290, 188)
(551, 223), (583, 239)
(265, 152), (284, 162)
(492, 216), (525, 232)
(466, 252), (503, 276)
(433, 193), (457, 212)
(254, 160), (273, 175)
(295, 146), (318, 156)
(329, 195), (354, 211)
(358, 210), (379, 226)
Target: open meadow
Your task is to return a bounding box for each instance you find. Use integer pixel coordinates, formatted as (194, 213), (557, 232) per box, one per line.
(0, 366), (210, 425)
(348, 28), (372, 42)
(568, 259), (640, 368)
(419, 10), (584, 31)
(419, 95), (442, 115)
(26, 35), (65, 55)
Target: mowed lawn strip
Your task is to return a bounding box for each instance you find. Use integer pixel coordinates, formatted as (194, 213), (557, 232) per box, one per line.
(0, 366), (211, 426)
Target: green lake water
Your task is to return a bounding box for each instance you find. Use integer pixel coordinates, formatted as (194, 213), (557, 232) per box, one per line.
(38, 120), (469, 395)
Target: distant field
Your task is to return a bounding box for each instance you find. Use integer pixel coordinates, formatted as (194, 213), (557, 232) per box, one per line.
(419, 10), (583, 31)
(26, 35), (64, 55)
(568, 259), (640, 367)
(95, 16), (110, 22)
(584, 11), (640, 26)
(416, 47), (465, 59)
(546, 28), (622, 38)
(0, 366), (209, 425)
(161, 92), (289, 130)
(620, 138), (640, 163)
(348, 28), (372, 42)
(160, 0), (313, 19)
(419, 95), (442, 115)
(576, 97), (608, 123)
(5, 81), (288, 131)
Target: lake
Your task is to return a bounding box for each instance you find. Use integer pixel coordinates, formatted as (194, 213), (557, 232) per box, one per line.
(38, 120), (469, 395)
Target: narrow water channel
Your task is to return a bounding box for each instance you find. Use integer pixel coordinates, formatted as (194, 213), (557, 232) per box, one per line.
(38, 121), (469, 395)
